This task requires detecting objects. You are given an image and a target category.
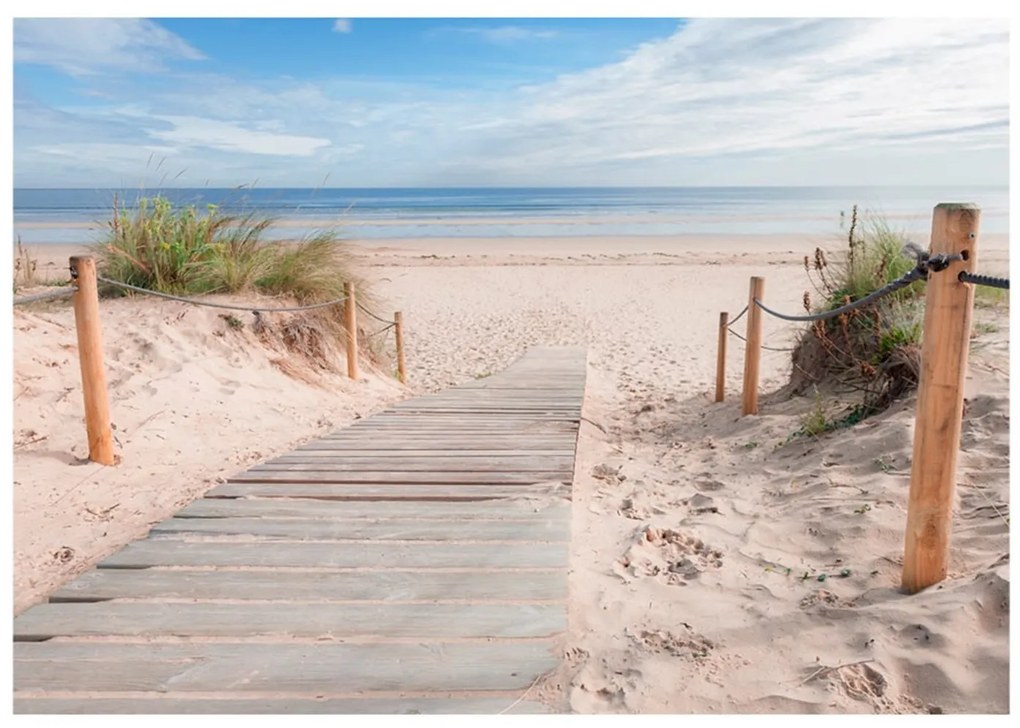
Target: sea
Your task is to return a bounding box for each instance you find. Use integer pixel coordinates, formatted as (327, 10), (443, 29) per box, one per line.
(12, 186), (1010, 244)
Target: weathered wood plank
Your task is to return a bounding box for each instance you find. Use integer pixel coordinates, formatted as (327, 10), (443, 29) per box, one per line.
(14, 697), (552, 715)
(149, 516), (567, 542)
(13, 641), (559, 691)
(50, 568), (567, 602)
(252, 459), (573, 472)
(176, 498), (570, 520)
(206, 483), (570, 500)
(98, 540), (569, 569)
(14, 603), (565, 640)
(227, 471), (570, 484)
(264, 450), (573, 458)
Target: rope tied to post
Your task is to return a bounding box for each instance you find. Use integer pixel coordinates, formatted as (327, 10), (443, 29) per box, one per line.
(752, 243), (964, 323)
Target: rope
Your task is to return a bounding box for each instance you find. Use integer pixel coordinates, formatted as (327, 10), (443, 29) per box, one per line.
(95, 276), (348, 313)
(13, 286), (76, 306)
(355, 299), (396, 325)
(726, 327), (797, 352)
(727, 305), (750, 326)
(367, 323), (396, 338)
(753, 248), (963, 323)
(959, 272), (1009, 290)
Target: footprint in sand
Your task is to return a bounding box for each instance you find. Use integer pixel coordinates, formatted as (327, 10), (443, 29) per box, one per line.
(632, 627), (715, 660)
(616, 526), (723, 586)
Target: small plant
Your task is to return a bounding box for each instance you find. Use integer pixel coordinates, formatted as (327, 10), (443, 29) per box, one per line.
(874, 457), (893, 474)
(853, 503), (872, 515)
(220, 314), (245, 330)
(13, 236), (38, 291)
(799, 390), (829, 438)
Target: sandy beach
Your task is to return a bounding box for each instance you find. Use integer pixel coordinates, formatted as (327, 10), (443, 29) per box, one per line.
(12, 231), (1010, 714)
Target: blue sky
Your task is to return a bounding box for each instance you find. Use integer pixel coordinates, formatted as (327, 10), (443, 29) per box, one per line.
(12, 16), (1010, 188)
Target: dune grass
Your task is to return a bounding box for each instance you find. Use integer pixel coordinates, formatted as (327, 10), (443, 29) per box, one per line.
(95, 195), (360, 303)
(93, 194), (389, 372)
(788, 206), (925, 420)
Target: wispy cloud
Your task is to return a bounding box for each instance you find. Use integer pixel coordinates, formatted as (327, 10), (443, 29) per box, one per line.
(14, 18), (205, 76)
(145, 114), (331, 156)
(333, 19), (352, 34)
(436, 25), (559, 45)
(12, 18), (1009, 187)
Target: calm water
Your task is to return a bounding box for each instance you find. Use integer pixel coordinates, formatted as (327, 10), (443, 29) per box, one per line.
(13, 186), (1009, 244)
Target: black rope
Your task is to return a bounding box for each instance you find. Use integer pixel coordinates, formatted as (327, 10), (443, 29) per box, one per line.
(95, 276), (348, 313)
(959, 272), (1009, 290)
(13, 287), (76, 306)
(753, 248), (963, 323)
(355, 300), (396, 325)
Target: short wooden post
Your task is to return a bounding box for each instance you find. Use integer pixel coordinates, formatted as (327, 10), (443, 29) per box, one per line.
(741, 277), (765, 415)
(69, 256), (116, 465)
(344, 281), (359, 379)
(902, 203), (979, 594)
(394, 311), (407, 384)
(715, 311), (728, 402)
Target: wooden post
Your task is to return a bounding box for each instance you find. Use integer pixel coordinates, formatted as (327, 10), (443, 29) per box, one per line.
(715, 311), (728, 402)
(394, 311), (407, 384)
(902, 203), (979, 594)
(741, 277), (765, 416)
(344, 281), (358, 380)
(69, 256), (116, 465)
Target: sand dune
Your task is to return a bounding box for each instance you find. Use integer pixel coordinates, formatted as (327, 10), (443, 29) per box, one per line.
(12, 234), (1009, 713)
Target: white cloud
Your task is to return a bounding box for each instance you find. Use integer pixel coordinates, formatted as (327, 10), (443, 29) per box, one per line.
(439, 25), (559, 44)
(147, 115), (332, 156)
(12, 18), (1010, 187)
(14, 19), (205, 76)
(333, 19), (352, 34)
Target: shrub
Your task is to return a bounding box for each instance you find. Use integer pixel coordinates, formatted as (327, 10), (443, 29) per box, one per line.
(787, 205), (924, 413)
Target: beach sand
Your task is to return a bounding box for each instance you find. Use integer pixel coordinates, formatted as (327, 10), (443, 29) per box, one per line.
(12, 233), (1010, 713)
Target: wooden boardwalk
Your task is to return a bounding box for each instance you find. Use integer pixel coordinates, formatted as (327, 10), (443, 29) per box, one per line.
(14, 347), (587, 714)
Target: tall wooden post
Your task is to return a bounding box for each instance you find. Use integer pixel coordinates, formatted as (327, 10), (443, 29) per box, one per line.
(902, 203), (979, 594)
(69, 256), (116, 465)
(344, 281), (359, 380)
(394, 311), (407, 384)
(741, 277), (765, 415)
(715, 312), (728, 402)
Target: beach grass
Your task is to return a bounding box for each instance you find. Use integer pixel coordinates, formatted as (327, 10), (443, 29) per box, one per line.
(788, 206), (924, 417)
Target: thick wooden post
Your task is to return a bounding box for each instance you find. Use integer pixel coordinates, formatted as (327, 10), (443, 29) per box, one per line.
(902, 203), (979, 594)
(344, 281), (359, 380)
(715, 311), (728, 402)
(394, 311), (407, 384)
(741, 277), (765, 415)
(69, 256), (116, 465)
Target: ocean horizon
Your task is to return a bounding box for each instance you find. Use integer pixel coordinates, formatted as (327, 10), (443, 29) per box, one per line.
(13, 185), (1010, 244)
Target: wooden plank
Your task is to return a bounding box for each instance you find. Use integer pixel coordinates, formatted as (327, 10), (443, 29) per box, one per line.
(206, 483), (571, 500)
(13, 603), (566, 640)
(14, 697), (553, 715)
(97, 540), (569, 569)
(149, 516), (567, 542)
(176, 498), (570, 520)
(13, 641), (559, 691)
(50, 568), (567, 603)
(226, 471), (571, 484)
(297, 441), (575, 451)
(252, 458), (573, 472)
(265, 449), (572, 458)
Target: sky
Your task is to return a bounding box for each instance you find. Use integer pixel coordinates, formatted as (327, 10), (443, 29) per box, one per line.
(10, 15), (1011, 188)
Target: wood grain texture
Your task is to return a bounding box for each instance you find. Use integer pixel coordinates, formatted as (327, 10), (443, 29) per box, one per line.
(98, 540), (569, 569)
(176, 498), (570, 520)
(14, 602), (565, 640)
(14, 641), (559, 691)
(902, 204), (980, 594)
(50, 568), (567, 602)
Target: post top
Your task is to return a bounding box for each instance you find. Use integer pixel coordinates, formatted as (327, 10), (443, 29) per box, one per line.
(934, 202), (981, 212)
